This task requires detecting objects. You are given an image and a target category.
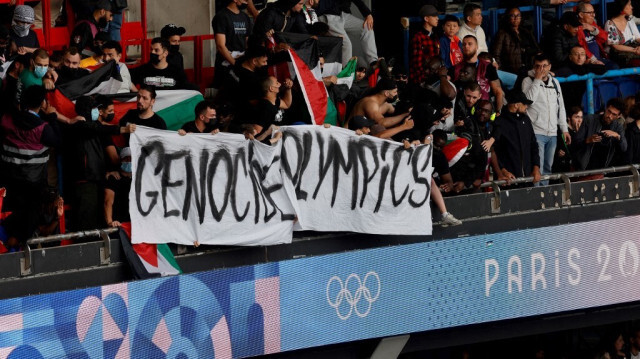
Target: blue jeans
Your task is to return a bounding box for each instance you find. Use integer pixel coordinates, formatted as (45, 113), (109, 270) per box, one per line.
(108, 13), (122, 41)
(535, 134), (557, 186)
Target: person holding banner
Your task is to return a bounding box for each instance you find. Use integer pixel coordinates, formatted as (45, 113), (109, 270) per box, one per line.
(246, 75), (293, 141)
(178, 100), (220, 135)
(119, 85), (166, 145)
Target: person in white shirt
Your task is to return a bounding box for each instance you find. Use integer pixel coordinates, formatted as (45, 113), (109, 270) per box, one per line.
(456, 3), (488, 54)
(101, 40), (137, 93)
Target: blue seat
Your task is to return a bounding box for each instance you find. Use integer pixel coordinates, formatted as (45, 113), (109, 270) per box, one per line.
(582, 86), (601, 113)
(616, 77), (640, 97)
(596, 80), (619, 110)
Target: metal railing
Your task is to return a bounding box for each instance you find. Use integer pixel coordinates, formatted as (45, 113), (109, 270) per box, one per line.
(555, 68), (640, 114)
(21, 227), (118, 276)
(478, 164), (640, 214)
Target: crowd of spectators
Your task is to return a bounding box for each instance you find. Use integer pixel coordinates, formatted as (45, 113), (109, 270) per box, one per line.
(1, 0), (640, 248)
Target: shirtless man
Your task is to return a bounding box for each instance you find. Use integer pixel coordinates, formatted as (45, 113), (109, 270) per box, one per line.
(348, 78), (413, 138)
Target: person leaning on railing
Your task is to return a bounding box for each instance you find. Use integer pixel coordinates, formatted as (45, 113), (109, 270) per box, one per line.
(624, 103), (640, 165)
(572, 98), (628, 173)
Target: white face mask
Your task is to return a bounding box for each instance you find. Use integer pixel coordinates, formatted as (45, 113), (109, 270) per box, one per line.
(11, 21), (31, 37)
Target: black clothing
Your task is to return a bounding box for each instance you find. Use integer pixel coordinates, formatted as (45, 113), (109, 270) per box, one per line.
(543, 25), (579, 66)
(212, 7), (253, 63)
(56, 66), (91, 85)
(625, 122), (640, 165)
(0, 74), (19, 113)
(119, 110), (166, 144)
(105, 175), (132, 223)
(432, 148), (450, 177)
(10, 30), (39, 49)
(167, 50), (184, 71)
(494, 110), (540, 178)
(253, 1), (308, 40)
(62, 121), (119, 184)
(316, 0), (372, 17)
(234, 63), (268, 101)
(252, 98), (284, 130)
(451, 116), (493, 187)
(573, 114), (627, 170)
(181, 120), (217, 133)
(131, 62), (189, 90)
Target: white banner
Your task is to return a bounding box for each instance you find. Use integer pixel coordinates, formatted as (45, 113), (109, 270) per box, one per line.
(130, 125), (433, 246)
(129, 127), (296, 246)
(275, 126), (433, 236)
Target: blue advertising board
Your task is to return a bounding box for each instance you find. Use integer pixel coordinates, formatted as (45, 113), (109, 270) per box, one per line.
(1, 215), (639, 358)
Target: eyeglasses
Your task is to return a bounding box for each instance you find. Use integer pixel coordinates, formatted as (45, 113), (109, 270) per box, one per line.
(580, 11), (596, 15)
(509, 14), (521, 19)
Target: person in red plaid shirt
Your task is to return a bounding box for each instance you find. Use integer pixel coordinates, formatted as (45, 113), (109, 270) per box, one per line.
(409, 5), (440, 84)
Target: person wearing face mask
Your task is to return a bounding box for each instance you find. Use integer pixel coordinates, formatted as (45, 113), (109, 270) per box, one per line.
(348, 78), (413, 132)
(15, 49), (56, 105)
(103, 147), (133, 228)
(211, 0), (254, 97)
(56, 47), (91, 85)
(70, 0), (113, 59)
(10, 5), (39, 55)
(61, 95), (135, 231)
(178, 100), (220, 135)
(161, 23), (186, 72)
(130, 37), (192, 90)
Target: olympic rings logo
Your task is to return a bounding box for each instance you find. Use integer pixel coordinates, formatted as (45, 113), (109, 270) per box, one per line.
(326, 272), (381, 320)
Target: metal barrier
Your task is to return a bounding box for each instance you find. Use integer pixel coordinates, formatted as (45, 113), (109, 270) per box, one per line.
(21, 227), (118, 276)
(478, 164), (640, 214)
(556, 67), (640, 114)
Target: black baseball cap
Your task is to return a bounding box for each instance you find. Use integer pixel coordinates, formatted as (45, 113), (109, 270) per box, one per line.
(506, 90), (533, 105)
(95, 0), (112, 12)
(161, 24), (186, 39)
(349, 116), (376, 131)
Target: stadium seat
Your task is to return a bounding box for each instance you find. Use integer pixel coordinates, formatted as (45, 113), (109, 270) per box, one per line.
(582, 86), (601, 113)
(595, 80), (618, 110)
(616, 77), (640, 97)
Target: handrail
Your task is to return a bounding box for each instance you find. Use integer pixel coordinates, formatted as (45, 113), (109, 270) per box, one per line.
(555, 67), (640, 114)
(479, 164), (640, 188)
(21, 227), (118, 276)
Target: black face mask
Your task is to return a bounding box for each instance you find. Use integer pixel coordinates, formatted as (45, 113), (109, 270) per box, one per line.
(169, 44), (180, 53)
(97, 17), (109, 29)
(238, 2), (248, 10)
(61, 66), (80, 78)
(105, 113), (115, 123)
(386, 95), (398, 103)
(150, 53), (161, 65)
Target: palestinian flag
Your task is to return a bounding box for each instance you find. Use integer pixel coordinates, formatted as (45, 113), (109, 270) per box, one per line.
(289, 48), (337, 125)
(57, 60), (123, 100)
(275, 32), (342, 78)
(48, 89), (204, 131)
(337, 57), (358, 88)
(119, 222), (181, 279)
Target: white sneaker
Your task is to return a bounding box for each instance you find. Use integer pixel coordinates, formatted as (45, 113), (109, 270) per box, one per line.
(441, 212), (462, 226)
